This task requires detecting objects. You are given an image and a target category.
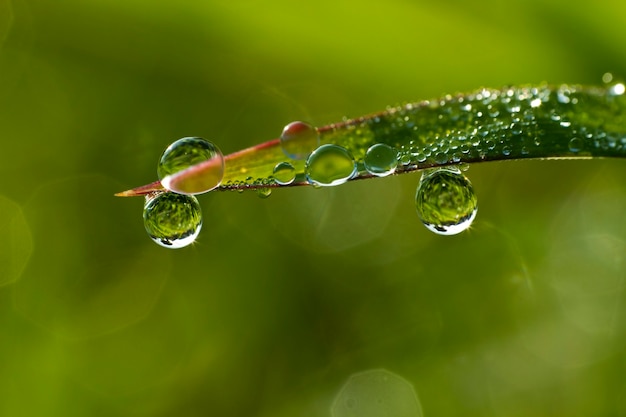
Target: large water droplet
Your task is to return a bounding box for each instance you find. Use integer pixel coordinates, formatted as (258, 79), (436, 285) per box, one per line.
(280, 121), (320, 160)
(363, 143), (398, 177)
(143, 192), (202, 248)
(157, 137), (224, 195)
(305, 144), (357, 187)
(415, 168), (477, 235)
(272, 161), (296, 185)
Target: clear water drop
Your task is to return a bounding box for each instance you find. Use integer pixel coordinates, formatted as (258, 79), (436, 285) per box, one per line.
(363, 143), (398, 177)
(272, 162), (296, 185)
(280, 121), (320, 160)
(305, 144), (357, 187)
(415, 168), (477, 235)
(257, 187), (272, 198)
(157, 137), (224, 195)
(143, 192), (202, 248)
(569, 137), (584, 153)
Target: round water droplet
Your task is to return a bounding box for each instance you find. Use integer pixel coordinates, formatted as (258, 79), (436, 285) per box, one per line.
(569, 137), (584, 153)
(280, 121), (320, 160)
(257, 187), (272, 199)
(272, 162), (296, 185)
(363, 143), (398, 177)
(158, 137), (224, 195)
(305, 144), (357, 187)
(143, 192), (202, 248)
(415, 168), (477, 236)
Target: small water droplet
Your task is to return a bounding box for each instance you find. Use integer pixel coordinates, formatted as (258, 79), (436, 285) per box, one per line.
(272, 162), (296, 185)
(434, 152), (448, 164)
(257, 187), (272, 198)
(415, 168), (477, 235)
(143, 192), (202, 248)
(602, 72), (614, 84)
(569, 137), (584, 153)
(363, 143), (398, 177)
(280, 121), (320, 160)
(305, 144), (356, 187)
(502, 146), (512, 156)
(157, 137), (224, 195)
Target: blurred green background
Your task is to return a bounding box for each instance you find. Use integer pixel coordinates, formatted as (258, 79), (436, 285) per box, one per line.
(2, 0), (626, 415)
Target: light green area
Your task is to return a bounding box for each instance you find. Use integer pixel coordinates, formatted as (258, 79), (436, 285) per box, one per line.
(0, 195), (32, 286)
(1, 0), (626, 416)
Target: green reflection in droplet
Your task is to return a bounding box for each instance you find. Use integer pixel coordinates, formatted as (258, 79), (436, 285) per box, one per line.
(415, 167), (477, 235)
(157, 137), (224, 195)
(363, 143), (398, 177)
(280, 121), (320, 160)
(143, 192), (202, 248)
(272, 161), (296, 185)
(305, 144), (357, 187)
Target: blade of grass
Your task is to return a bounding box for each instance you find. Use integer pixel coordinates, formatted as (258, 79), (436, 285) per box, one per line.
(116, 83), (626, 197)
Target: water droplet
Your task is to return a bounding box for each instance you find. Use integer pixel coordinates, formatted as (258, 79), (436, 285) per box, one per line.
(280, 121), (320, 160)
(363, 143), (398, 177)
(257, 187), (272, 198)
(569, 137), (584, 153)
(143, 192), (202, 248)
(602, 72), (614, 84)
(305, 144), (356, 187)
(415, 168), (477, 235)
(399, 153), (412, 165)
(272, 162), (296, 185)
(157, 137), (224, 195)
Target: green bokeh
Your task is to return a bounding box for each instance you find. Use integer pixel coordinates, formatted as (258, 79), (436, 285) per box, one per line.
(1, 0), (626, 416)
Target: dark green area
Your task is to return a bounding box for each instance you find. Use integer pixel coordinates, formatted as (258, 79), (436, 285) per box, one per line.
(1, 0), (626, 416)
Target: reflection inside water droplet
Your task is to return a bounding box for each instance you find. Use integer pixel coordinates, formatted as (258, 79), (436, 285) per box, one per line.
(363, 143), (398, 177)
(157, 137), (224, 195)
(143, 192), (202, 248)
(280, 121), (320, 160)
(272, 161), (296, 185)
(305, 144), (356, 187)
(257, 187), (272, 199)
(415, 167), (477, 235)
(569, 137), (584, 153)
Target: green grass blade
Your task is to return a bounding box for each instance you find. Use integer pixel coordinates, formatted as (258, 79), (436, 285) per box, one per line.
(117, 83), (626, 196)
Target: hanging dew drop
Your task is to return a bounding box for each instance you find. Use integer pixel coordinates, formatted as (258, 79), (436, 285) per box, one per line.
(143, 192), (202, 248)
(415, 167), (477, 235)
(305, 144), (357, 187)
(157, 137), (224, 195)
(363, 143), (398, 177)
(272, 162), (296, 185)
(257, 187), (272, 199)
(280, 121), (320, 160)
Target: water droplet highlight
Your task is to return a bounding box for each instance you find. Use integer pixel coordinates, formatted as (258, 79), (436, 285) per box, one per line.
(272, 162), (296, 185)
(157, 137), (224, 195)
(363, 143), (398, 177)
(143, 192), (202, 248)
(305, 144), (357, 187)
(280, 121), (320, 160)
(415, 168), (477, 235)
